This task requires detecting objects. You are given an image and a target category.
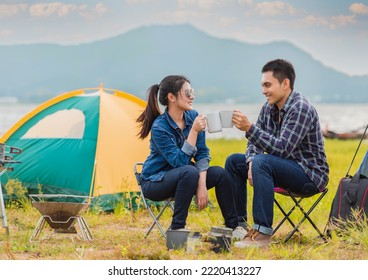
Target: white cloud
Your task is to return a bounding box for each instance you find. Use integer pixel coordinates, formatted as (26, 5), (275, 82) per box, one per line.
(303, 14), (356, 29)
(0, 4), (27, 18)
(29, 2), (79, 17)
(27, 2), (107, 18)
(350, 3), (368, 15)
(303, 15), (329, 26)
(331, 15), (356, 26)
(93, 3), (108, 16)
(255, 1), (296, 16)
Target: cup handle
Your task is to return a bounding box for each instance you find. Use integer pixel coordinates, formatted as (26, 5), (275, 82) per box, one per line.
(203, 116), (208, 131)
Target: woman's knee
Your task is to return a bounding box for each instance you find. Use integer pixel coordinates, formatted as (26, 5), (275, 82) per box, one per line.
(207, 165), (226, 181)
(179, 165), (199, 184)
(225, 153), (243, 170)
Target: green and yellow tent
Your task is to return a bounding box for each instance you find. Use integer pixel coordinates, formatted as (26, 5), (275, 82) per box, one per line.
(0, 87), (149, 211)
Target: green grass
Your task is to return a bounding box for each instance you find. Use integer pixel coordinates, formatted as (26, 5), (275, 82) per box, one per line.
(1, 138), (368, 260)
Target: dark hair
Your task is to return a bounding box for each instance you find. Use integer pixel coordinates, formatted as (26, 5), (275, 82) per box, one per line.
(136, 75), (190, 139)
(262, 59), (296, 90)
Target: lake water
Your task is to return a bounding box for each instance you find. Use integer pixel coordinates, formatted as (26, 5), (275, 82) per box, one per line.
(0, 103), (367, 139)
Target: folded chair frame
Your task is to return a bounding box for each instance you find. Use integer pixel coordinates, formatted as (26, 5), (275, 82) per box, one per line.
(134, 162), (174, 239)
(273, 187), (328, 243)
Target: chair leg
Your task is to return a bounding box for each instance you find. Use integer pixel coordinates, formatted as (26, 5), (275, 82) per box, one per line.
(273, 198), (302, 235)
(146, 206), (167, 239)
(274, 189), (328, 243)
(145, 200), (174, 239)
(285, 191), (328, 242)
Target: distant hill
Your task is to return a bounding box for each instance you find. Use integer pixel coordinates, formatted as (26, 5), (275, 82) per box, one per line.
(1, 24), (367, 103)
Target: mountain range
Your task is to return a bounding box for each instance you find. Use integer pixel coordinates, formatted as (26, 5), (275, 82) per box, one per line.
(1, 24), (367, 104)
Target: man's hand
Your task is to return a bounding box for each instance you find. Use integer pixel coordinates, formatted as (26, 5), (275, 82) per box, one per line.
(232, 110), (252, 132)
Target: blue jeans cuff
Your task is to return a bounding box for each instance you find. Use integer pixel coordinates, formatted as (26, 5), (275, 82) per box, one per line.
(253, 224), (273, 235)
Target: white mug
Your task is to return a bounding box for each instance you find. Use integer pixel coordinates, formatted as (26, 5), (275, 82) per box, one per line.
(219, 110), (234, 128)
(205, 112), (222, 133)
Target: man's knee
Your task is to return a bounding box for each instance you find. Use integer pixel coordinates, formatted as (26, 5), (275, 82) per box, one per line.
(252, 154), (271, 171)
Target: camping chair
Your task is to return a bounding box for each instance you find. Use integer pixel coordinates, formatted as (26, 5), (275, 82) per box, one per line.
(272, 186), (328, 243)
(134, 162), (174, 239)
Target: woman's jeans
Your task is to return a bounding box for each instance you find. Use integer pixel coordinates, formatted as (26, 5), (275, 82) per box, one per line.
(225, 153), (319, 235)
(141, 165), (238, 230)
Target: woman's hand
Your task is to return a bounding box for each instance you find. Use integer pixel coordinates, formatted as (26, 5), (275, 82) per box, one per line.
(192, 115), (207, 133)
(196, 172), (208, 210)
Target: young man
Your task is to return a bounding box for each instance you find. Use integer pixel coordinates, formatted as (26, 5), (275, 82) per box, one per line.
(225, 59), (329, 247)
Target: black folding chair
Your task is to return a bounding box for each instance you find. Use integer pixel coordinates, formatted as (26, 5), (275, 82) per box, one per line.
(134, 162), (174, 239)
(272, 186), (328, 243)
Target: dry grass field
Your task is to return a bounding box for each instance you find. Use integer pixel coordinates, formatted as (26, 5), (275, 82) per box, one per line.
(1, 138), (368, 260)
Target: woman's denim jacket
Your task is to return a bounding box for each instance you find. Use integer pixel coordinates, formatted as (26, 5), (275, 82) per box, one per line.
(140, 109), (210, 182)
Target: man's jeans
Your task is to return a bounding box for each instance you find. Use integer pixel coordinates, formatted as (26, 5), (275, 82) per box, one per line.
(141, 165), (238, 230)
(225, 153), (318, 235)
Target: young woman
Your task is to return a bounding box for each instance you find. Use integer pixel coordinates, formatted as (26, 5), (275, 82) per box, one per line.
(137, 75), (246, 239)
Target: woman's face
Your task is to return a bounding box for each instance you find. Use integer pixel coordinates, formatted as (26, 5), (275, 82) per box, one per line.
(175, 81), (195, 111)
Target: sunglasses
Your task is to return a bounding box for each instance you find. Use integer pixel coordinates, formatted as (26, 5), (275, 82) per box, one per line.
(184, 88), (195, 98)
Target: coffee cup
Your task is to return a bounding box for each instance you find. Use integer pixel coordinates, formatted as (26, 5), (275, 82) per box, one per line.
(219, 110), (233, 128)
(205, 112), (222, 133)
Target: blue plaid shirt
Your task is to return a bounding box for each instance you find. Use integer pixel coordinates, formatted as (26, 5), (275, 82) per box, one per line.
(245, 91), (329, 190)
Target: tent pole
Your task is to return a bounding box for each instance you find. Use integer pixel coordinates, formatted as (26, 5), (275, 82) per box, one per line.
(88, 160), (97, 204)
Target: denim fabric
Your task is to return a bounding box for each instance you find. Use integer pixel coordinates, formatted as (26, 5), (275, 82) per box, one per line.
(225, 153), (248, 224)
(141, 165), (238, 230)
(225, 153), (319, 235)
(141, 109), (210, 182)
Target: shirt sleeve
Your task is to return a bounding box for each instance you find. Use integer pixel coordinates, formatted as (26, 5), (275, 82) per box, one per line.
(181, 140), (197, 157)
(194, 130), (211, 172)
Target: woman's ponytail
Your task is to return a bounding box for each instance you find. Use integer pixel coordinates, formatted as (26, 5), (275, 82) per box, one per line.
(136, 84), (161, 139)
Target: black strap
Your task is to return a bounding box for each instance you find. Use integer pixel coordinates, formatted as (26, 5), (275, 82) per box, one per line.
(346, 123), (368, 177)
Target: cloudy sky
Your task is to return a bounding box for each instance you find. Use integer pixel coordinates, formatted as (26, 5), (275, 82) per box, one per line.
(1, 0), (368, 76)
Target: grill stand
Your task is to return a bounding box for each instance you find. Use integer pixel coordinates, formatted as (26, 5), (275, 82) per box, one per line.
(29, 194), (93, 242)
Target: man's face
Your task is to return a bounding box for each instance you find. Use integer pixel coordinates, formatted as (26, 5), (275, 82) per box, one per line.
(261, 71), (289, 109)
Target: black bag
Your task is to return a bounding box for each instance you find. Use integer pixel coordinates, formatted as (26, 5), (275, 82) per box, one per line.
(326, 124), (368, 237)
(327, 173), (368, 232)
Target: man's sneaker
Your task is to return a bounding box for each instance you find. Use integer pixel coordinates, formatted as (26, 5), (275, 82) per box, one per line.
(232, 226), (248, 241)
(234, 229), (272, 248)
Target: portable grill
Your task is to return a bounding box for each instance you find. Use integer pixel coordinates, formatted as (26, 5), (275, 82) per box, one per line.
(29, 194), (93, 242)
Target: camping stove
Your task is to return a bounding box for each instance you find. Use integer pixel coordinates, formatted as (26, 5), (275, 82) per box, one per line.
(0, 143), (22, 238)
